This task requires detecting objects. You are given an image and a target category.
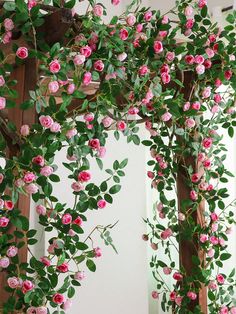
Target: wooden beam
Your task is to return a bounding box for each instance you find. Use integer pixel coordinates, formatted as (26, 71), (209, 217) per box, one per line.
(0, 58), (38, 313)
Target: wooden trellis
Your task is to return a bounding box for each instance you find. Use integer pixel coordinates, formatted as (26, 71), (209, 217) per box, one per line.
(0, 6), (208, 314)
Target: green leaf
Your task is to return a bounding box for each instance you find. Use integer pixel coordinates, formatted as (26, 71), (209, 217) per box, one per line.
(228, 126), (234, 138)
(3, 2), (16, 11)
(220, 253), (231, 261)
(68, 286), (75, 298)
(20, 100), (34, 110)
(96, 158), (103, 170)
(86, 259), (96, 272)
(49, 174), (60, 182)
(76, 242), (88, 251)
(109, 185), (121, 194)
(119, 158), (128, 169)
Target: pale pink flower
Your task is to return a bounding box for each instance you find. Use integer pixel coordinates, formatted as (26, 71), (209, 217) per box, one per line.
(66, 128), (77, 139)
(39, 115), (54, 129)
(49, 60), (61, 73)
(4, 18), (14, 31)
(0, 75), (5, 86)
(62, 299), (72, 311)
(71, 181), (84, 192)
(36, 204), (46, 216)
(93, 4), (103, 17)
(119, 28), (129, 40)
(185, 118), (195, 128)
(48, 81), (59, 93)
(126, 14), (136, 26)
(94, 247), (102, 258)
(83, 72), (92, 85)
(200, 234), (208, 243)
(0, 257), (10, 268)
(185, 6), (193, 16)
(20, 124), (30, 136)
(80, 46), (92, 58)
(153, 41), (163, 54)
(202, 87), (211, 98)
(23, 172), (36, 183)
(74, 54), (85, 65)
(40, 166), (53, 177)
(196, 64), (205, 75)
(161, 112), (172, 122)
(163, 267), (172, 275)
(152, 291), (159, 299)
(50, 122), (61, 133)
(7, 277), (19, 289)
(74, 271), (85, 280)
(187, 291), (197, 300)
(36, 307), (47, 314)
(207, 248), (215, 258)
(0, 97), (6, 110)
(7, 246), (18, 257)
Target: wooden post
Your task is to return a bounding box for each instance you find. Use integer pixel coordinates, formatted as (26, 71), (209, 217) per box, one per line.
(176, 71), (207, 313)
(0, 59), (38, 313)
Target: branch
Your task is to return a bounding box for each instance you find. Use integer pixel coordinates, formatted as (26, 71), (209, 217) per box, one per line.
(0, 112), (23, 147)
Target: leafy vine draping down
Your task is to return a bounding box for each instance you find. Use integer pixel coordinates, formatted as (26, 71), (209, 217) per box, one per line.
(0, 0), (235, 313)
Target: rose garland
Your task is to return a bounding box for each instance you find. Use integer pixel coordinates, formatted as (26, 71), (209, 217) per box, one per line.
(0, 0), (235, 313)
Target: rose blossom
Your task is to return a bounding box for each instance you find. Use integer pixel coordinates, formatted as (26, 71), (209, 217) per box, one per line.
(93, 4), (103, 17)
(78, 171), (91, 182)
(57, 262), (69, 273)
(183, 102), (191, 111)
(89, 139), (100, 150)
(231, 307), (236, 314)
(117, 52), (127, 62)
(190, 190), (198, 201)
(161, 72), (171, 84)
(40, 166), (53, 177)
(28, 0), (37, 10)
(210, 212), (218, 222)
(83, 72), (92, 85)
(161, 112), (172, 122)
(224, 70), (232, 81)
(186, 18), (194, 29)
(126, 14), (136, 26)
(102, 116), (113, 128)
(153, 41), (163, 54)
(185, 55), (195, 64)
(0, 257), (10, 268)
(22, 280), (34, 293)
(74, 271), (85, 280)
(74, 54), (85, 66)
(40, 256), (51, 267)
(220, 306), (229, 314)
(62, 299), (72, 311)
(208, 281), (217, 290)
(173, 272), (183, 281)
(144, 11), (152, 22)
(49, 60), (60, 73)
(94, 247), (102, 258)
(200, 234), (208, 243)
(185, 6), (193, 16)
(152, 291), (159, 299)
(139, 65), (149, 76)
(161, 228), (173, 240)
(66, 128), (77, 139)
(170, 291), (177, 301)
(0, 75), (5, 87)
(84, 113), (94, 122)
(32, 155), (45, 167)
(94, 60), (104, 72)
(112, 0), (120, 5)
(16, 47), (28, 59)
(119, 28), (129, 40)
(7, 277), (19, 289)
(39, 115), (54, 128)
(0, 97), (6, 110)
(196, 64), (205, 75)
(202, 87), (211, 99)
(178, 213), (186, 221)
(71, 181), (84, 192)
(4, 18), (14, 31)
(50, 122), (61, 133)
(166, 52), (175, 62)
(210, 236), (219, 245)
(207, 248), (215, 258)
(163, 267), (172, 275)
(4, 200), (14, 210)
(73, 216), (83, 226)
(191, 173), (200, 183)
(36, 204), (46, 216)
(36, 307), (47, 314)
(216, 274), (225, 284)
(202, 138), (213, 149)
(52, 293), (65, 305)
(23, 172), (36, 183)
(0, 217), (9, 227)
(62, 213), (72, 225)
(7, 246), (18, 257)
(48, 81), (59, 94)
(136, 24), (143, 33)
(198, 0), (207, 8)
(68, 229), (75, 237)
(117, 120), (127, 131)
(185, 118), (195, 128)
(187, 291), (197, 300)
(97, 199), (107, 209)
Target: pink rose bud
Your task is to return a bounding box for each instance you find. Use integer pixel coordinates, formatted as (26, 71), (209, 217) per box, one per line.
(49, 59), (61, 73)
(62, 213), (72, 225)
(66, 128), (77, 139)
(199, 234), (208, 243)
(94, 60), (104, 72)
(40, 166), (53, 177)
(4, 18), (14, 31)
(52, 293), (65, 305)
(36, 204), (46, 216)
(97, 199), (107, 209)
(185, 118), (195, 128)
(57, 262), (69, 273)
(0, 217), (10, 227)
(36, 307), (47, 314)
(22, 280), (34, 293)
(144, 11), (152, 22)
(102, 116), (113, 128)
(161, 112), (172, 122)
(136, 24), (143, 32)
(74, 271), (85, 280)
(32, 155), (45, 167)
(163, 267), (172, 275)
(20, 124), (30, 136)
(116, 120), (127, 131)
(83, 72), (92, 85)
(73, 216), (83, 226)
(173, 272), (183, 281)
(74, 54), (85, 65)
(0, 75), (5, 86)
(198, 0), (207, 8)
(119, 28), (129, 40)
(153, 41), (163, 54)
(185, 6), (193, 16)
(71, 181), (84, 192)
(16, 47), (28, 59)
(112, 0), (120, 5)
(152, 291), (159, 299)
(62, 299), (72, 311)
(40, 256), (51, 267)
(0, 96), (6, 110)
(207, 248), (215, 258)
(196, 64), (205, 75)
(78, 171), (91, 182)
(216, 274), (225, 284)
(97, 146), (106, 158)
(94, 247), (102, 258)
(187, 291), (197, 300)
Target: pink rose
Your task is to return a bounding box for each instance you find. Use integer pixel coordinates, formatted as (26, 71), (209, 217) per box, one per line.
(32, 155), (45, 167)
(187, 291), (197, 300)
(192, 102), (201, 110)
(207, 248), (215, 258)
(66, 128), (77, 139)
(73, 216), (83, 226)
(185, 55), (195, 64)
(94, 60), (104, 72)
(62, 213), (72, 225)
(57, 262), (69, 273)
(4, 200), (14, 212)
(161, 112), (172, 122)
(97, 146), (106, 158)
(97, 199), (107, 209)
(200, 234), (208, 243)
(69, 229), (75, 236)
(186, 18), (194, 29)
(16, 47), (28, 59)
(23, 172), (36, 183)
(220, 306), (229, 314)
(52, 293), (65, 305)
(152, 291), (159, 299)
(225, 70), (232, 81)
(185, 118), (195, 128)
(117, 120), (127, 131)
(196, 64), (205, 75)
(7, 276), (19, 289)
(170, 291), (177, 301)
(175, 296), (183, 306)
(39, 115), (54, 129)
(211, 223), (218, 232)
(138, 65), (149, 76)
(84, 113), (94, 122)
(112, 0), (120, 5)
(173, 272), (183, 281)
(163, 267), (172, 275)
(215, 78), (222, 87)
(0, 96), (6, 110)
(50, 122), (61, 133)
(7, 246), (18, 257)
(36, 307), (47, 314)
(119, 28), (128, 40)
(183, 102), (190, 111)
(144, 11), (152, 22)
(48, 81), (59, 93)
(36, 204), (46, 216)
(202, 87), (211, 98)
(74, 271), (85, 280)
(0, 217), (9, 227)
(28, 0), (37, 10)
(191, 173), (200, 183)
(136, 24), (143, 32)
(83, 72), (92, 85)
(94, 247), (102, 258)
(126, 14), (136, 26)
(210, 236), (219, 245)
(203, 159), (211, 168)
(161, 228), (173, 240)
(198, 0), (207, 8)
(0, 75), (5, 87)
(102, 116), (113, 128)
(71, 181), (84, 192)
(74, 54), (85, 66)
(62, 299), (72, 311)
(40, 256), (51, 267)
(4, 18), (14, 31)
(49, 60), (61, 73)
(161, 72), (170, 84)
(80, 46), (92, 58)
(78, 171), (91, 182)
(166, 52), (175, 62)
(153, 41), (163, 54)
(210, 212), (218, 222)
(0, 257), (10, 268)
(93, 4), (103, 17)
(22, 280), (34, 293)
(230, 307), (236, 314)
(190, 190), (198, 201)
(117, 52), (127, 62)
(202, 138), (213, 149)
(216, 274), (225, 285)
(40, 166), (53, 177)
(208, 281), (217, 290)
(20, 124), (30, 136)
(185, 6), (193, 16)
